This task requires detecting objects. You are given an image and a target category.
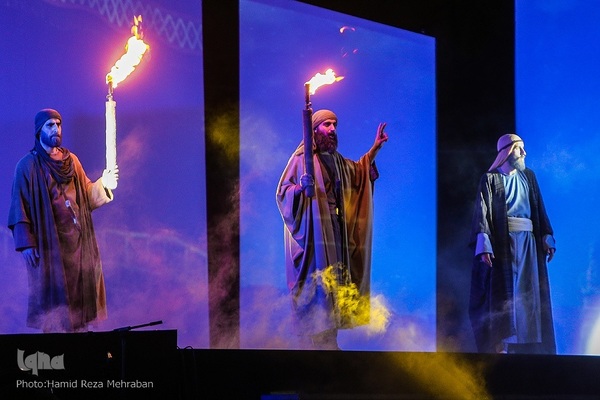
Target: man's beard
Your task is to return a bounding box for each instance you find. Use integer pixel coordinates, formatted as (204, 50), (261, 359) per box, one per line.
(509, 155), (526, 171)
(314, 132), (338, 154)
(41, 133), (62, 148)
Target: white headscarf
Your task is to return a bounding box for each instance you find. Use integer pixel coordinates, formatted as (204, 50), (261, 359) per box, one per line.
(488, 133), (523, 172)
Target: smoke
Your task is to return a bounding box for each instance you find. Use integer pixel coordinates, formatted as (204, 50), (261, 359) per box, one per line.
(368, 294), (392, 335)
(585, 302), (600, 354)
(236, 102), (438, 351)
(390, 352), (491, 400)
(240, 113), (291, 179)
(0, 232), (34, 334)
(240, 285), (297, 349)
(206, 111), (239, 163)
(87, 109), (210, 347)
(93, 225), (209, 347)
(317, 264), (391, 334)
(206, 181), (241, 350)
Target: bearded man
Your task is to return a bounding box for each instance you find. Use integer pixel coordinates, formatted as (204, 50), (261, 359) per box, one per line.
(469, 133), (556, 354)
(8, 108), (119, 332)
(276, 109), (388, 350)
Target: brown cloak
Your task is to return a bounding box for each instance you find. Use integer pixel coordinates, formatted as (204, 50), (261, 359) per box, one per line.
(276, 142), (376, 335)
(8, 150), (112, 331)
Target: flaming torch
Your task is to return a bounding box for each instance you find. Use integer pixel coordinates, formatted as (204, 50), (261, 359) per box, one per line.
(302, 69), (344, 197)
(105, 15), (150, 185)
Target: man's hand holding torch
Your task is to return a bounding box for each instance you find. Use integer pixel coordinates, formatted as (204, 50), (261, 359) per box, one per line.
(299, 173), (315, 194)
(102, 166), (120, 190)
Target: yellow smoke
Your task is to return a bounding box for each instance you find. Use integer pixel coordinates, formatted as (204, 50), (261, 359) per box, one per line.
(369, 294), (391, 334)
(391, 352), (492, 400)
(206, 110), (239, 162)
(316, 264), (390, 334)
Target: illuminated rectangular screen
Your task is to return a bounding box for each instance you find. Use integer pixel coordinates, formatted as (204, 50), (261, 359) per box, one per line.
(0, 1), (208, 348)
(240, 0), (437, 351)
(517, 1), (600, 355)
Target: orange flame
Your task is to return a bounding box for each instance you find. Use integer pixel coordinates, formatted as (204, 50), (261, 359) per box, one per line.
(305, 68), (344, 95)
(106, 15), (150, 89)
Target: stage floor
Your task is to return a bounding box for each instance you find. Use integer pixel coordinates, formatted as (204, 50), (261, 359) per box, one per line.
(1, 330), (599, 399)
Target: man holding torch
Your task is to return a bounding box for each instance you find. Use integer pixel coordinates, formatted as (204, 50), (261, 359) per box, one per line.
(8, 108), (119, 333)
(276, 109), (388, 350)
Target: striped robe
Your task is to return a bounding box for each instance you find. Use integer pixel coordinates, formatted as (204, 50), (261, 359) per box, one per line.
(276, 142), (377, 339)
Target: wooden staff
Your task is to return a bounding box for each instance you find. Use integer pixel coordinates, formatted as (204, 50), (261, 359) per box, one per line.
(302, 83), (315, 197)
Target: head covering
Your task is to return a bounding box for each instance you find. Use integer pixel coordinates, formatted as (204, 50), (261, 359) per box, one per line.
(312, 109), (337, 130)
(488, 133), (523, 172)
(35, 108), (62, 135)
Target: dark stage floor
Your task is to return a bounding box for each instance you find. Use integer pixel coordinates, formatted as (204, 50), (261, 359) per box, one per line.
(1, 330), (599, 399)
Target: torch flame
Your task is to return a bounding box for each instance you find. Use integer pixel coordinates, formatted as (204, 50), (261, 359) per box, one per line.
(305, 68), (344, 95)
(106, 15), (150, 89)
